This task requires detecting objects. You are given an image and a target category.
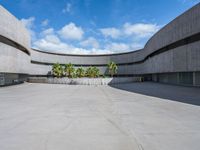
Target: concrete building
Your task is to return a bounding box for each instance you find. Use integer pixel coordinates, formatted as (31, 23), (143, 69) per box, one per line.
(0, 3), (200, 86)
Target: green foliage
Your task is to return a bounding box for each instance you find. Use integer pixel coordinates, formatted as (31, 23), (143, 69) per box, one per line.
(64, 63), (75, 78)
(93, 67), (100, 78)
(85, 66), (100, 78)
(52, 63), (104, 78)
(107, 61), (118, 77)
(52, 63), (63, 78)
(76, 67), (85, 78)
(72, 71), (77, 78)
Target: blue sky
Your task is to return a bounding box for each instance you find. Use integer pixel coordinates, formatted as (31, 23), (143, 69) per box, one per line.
(1, 0), (199, 54)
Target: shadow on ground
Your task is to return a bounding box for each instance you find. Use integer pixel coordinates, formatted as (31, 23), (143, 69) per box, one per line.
(110, 82), (200, 106)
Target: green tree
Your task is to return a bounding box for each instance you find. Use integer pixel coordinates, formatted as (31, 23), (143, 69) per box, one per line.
(85, 67), (92, 78)
(64, 63), (75, 78)
(93, 67), (100, 78)
(76, 67), (85, 78)
(86, 67), (100, 78)
(107, 61), (118, 77)
(52, 63), (63, 78)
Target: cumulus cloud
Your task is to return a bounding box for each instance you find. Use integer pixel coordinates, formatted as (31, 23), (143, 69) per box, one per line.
(105, 42), (130, 52)
(41, 28), (54, 36)
(130, 43), (143, 50)
(22, 15), (158, 54)
(123, 23), (160, 38)
(62, 3), (72, 13)
(100, 23), (160, 39)
(41, 19), (49, 26)
(44, 35), (60, 44)
(33, 24), (146, 54)
(21, 17), (35, 29)
(33, 29), (110, 54)
(80, 37), (99, 49)
(58, 22), (84, 40)
(100, 27), (121, 39)
(20, 17), (36, 41)
(33, 37), (112, 54)
(104, 42), (143, 53)
(33, 37), (71, 52)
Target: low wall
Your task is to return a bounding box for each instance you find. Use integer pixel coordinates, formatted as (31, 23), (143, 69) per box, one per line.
(28, 77), (141, 85)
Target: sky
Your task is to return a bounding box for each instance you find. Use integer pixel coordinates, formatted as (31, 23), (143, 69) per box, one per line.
(0, 0), (199, 54)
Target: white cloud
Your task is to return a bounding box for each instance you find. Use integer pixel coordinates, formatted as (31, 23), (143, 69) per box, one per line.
(88, 48), (113, 54)
(123, 23), (160, 38)
(104, 42), (143, 53)
(58, 22), (84, 40)
(62, 3), (72, 13)
(80, 37), (99, 48)
(41, 19), (49, 26)
(33, 37), (112, 54)
(20, 17), (36, 41)
(33, 23), (109, 54)
(25, 16), (157, 54)
(100, 27), (121, 39)
(33, 24), (145, 54)
(33, 30), (108, 54)
(100, 23), (160, 40)
(33, 32), (70, 52)
(34, 35), (142, 54)
(130, 43), (143, 50)
(44, 35), (60, 44)
(21, 17), (35, 29)
(105, 42), (130, 52)
(41, 28), (54, 36)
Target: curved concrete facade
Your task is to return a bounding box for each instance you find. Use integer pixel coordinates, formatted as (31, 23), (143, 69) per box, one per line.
(0, 3), (200, 86)
(0, 5), (31, 85)
(0, 6), (30, 53)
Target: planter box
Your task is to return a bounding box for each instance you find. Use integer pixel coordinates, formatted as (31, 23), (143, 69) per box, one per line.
(28, 77), (141, 85)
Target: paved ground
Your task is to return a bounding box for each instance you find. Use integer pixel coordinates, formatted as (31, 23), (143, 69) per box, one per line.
(0, 82), (200, 150)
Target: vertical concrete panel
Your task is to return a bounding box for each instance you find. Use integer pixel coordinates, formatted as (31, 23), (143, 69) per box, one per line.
(173, 47), (187, 72)
(187, 41), (200, 71)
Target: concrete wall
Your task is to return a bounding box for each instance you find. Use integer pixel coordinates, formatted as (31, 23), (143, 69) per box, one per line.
(29, 3), (200, 76)
(145, 4), (200, 54)
(0, 43), (30, 74)
(0, 3), (200, 86)
(0, 5), (31, 85)
(0, 5), (30, 52)
(0, 5), (30, 75)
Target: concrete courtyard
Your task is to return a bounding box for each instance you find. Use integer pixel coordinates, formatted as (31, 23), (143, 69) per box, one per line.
(0, 82), (200, 150)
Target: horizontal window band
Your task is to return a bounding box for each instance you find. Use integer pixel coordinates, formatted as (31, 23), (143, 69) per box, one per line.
(0, 35), (30, 55)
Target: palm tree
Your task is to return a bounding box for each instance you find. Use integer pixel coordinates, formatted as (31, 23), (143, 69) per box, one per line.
(107, 61), (118, 77)
(86, 67), (100, 78)
(93, 67), (100, 78)
(85, 67), (93, 78)
(52, 63), (63, 78)
(76, 67), (85, 78)
(64, 63), (75, 78)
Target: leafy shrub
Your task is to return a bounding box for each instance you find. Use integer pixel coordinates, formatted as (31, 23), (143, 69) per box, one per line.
(85, 66), (100, 78)
(52, 63), (63, 78)
(76, 67), (85, 78)
(51, 63), (105, 78)
(64, 63), (75, 78)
